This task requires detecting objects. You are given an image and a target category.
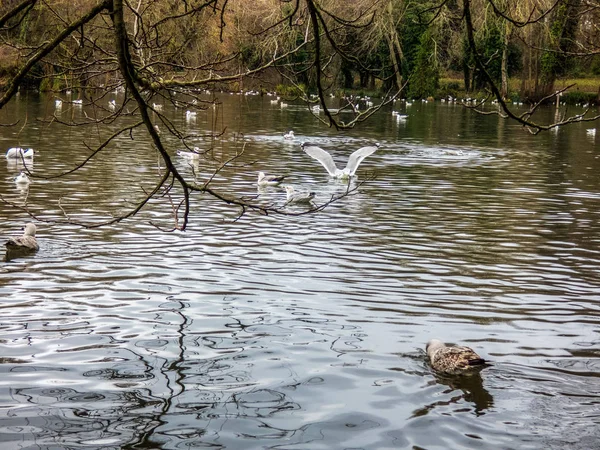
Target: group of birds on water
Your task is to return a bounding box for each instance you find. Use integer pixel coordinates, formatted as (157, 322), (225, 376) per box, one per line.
(249, 135), (381, 205)
(3, 115), (490, 376)
(3, 216), (489, 376)
(5, 147), (34, 187)
(4, 149), (38, 258)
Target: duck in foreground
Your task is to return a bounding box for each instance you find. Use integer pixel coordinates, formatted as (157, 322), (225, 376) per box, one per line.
(5, 223), (39, 257)
(301, 142), (379, 179)
(258, 171), (286, 187)
(284, 185), (315, 204)
(426, 339), (487, 375)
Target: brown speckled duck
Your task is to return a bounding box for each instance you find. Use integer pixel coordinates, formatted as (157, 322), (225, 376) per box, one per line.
(6, 223), (39, 254)
(426, 339), (487, 375)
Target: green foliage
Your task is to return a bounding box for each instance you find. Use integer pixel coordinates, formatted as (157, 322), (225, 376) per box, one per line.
(479, 27), (503, 85)
(275, 84), (304, 97)
(39, 77), (51, 92)
(399, 2), (440, 98)
(399, 4), (429, 81)
(541, 2), (580, 84)
(408, 30), (439, 98)
(590, 56), (600, 76)
(509, 91), (522, 103)
(561, 91), (597, 105)
(437, 80), (462, 98)
(470, 25), (522, 90)
(240, 45), (262, 71)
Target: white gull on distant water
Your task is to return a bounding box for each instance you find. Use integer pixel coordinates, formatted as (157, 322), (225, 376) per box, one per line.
(14, 171), (30, 185)
(284, 130), (295, 140)
(177, 147), (202, 160)
(301, 142), (380, 179)
(284, 185), (315, 204)
(258, 172), (286, 187)
(426, 339), (487, 375)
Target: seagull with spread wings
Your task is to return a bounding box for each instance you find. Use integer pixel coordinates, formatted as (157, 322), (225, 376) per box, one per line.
(301, 142), (379, 179)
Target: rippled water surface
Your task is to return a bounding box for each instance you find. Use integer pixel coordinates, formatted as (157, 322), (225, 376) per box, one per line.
(1, 93), (600, 449)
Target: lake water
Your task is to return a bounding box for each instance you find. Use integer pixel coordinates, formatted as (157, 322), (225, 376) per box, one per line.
(1, 92), (599, 449)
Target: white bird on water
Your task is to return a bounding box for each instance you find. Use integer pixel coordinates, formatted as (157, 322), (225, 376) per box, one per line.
(284, 130), (295, 140)
(5, 223), (39, 253)
(284, 185), (315, 204)
(426, 339), (487, 375)
(6, 147), (34, 159)
(258, 172), (286, 187)
(177, 147), (202, 160)
(14, 171), (30, 185)
(301, 142), (380, 179)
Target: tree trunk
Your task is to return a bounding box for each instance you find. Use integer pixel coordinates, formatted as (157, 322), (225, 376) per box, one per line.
(500, 25), (510, 99)
(386, 34), (404, 91)
(539, 0), (582, 99)
(463, 57), (471, 93)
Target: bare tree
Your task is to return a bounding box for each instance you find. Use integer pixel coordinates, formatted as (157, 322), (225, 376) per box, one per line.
(456, 0), (600, 133)
(2, 0), (598, 231)
(0, 0), (386, 230)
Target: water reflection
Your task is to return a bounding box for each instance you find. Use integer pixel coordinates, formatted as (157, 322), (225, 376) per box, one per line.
(1, 95), (600, 449)
(416, 372), (494, 417)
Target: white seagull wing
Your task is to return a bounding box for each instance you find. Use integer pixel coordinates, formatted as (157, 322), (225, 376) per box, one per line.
(344, 144), (379, 176)
(302, 145), (339, 176)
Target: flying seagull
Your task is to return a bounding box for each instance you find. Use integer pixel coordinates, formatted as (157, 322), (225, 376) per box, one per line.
(426, 339), (487, 375)
(301, 142), (379, 179)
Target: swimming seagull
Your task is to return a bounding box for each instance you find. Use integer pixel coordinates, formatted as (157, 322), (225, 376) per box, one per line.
(284, 130), (295, 140)
(426, 339), (487, 375)
(177, 147), (202, 160)
(258, 172), (286, 187)
(14, 171), (30, 185)
(6, 147), (34, 159)
(284, 185), (315, 204)
(5, 223), (39, 254)
(301, 142), (380, 179)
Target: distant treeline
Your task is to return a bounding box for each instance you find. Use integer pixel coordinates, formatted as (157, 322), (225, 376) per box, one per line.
(1, 0), (599, 104)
